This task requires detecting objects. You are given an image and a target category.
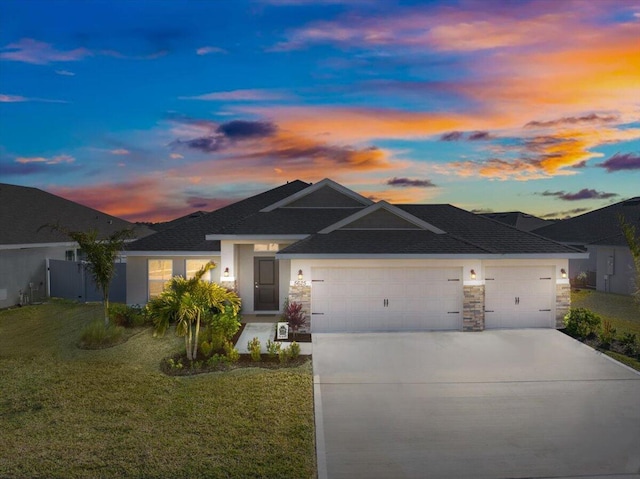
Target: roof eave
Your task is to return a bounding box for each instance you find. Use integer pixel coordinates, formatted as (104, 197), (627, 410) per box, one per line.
(276, 252), (589, 260)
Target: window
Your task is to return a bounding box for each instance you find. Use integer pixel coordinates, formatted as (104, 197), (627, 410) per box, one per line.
(148, 259), (173, 299)
(254, 243), (279, 252)
(186, 259), (212, 280)
(65, 250), (76, 261)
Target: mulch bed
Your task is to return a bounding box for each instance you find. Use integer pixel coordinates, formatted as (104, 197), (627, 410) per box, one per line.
(160, 352), (311, 376)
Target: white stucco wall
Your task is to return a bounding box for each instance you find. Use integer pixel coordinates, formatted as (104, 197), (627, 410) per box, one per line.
(595, 245), (636, 295)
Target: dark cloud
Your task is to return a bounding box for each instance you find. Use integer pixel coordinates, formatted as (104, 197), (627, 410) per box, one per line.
(387, 177), (436, 188)
(468, 131), (492, 141)
(216, 120), (277, 139)
(173, 120), (277, 153)
(525, 113), (618, 128)
(440, 131), (464, 141)
(540, 208), (590, 220)
(572, 160), (588, 169)
(471, 208), (494, 214)
(537, 189), (618, 201)
(598, 152), (640, 172)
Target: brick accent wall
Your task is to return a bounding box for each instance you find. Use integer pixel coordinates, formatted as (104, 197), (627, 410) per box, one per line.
(463, 285), (484, 331)
(555, 283), (571, 329)
(288, 281), (311, 333)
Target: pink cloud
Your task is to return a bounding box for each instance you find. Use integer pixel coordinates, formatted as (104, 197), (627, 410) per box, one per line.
(1, 38), (91, 64)
(196, 46), (227, 55)
(0, 93), (67, 103)
(110, 149), (131, 156)
(179, 89), (289, 101)
(16, 154), (75, 165)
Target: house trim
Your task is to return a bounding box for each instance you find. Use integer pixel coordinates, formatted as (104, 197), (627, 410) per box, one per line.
(125, 250), (220, 257)
(260, 178), (373, 212)
(0, 241), (78, 250)
(205, 234), (308, 241)
(278, 252), (589, 260)
(318, 201), (446, 235)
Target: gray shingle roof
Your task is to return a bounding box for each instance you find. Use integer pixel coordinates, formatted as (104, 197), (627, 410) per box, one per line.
(125, 180), (311, 251)
(479, 211), (553, 232)
(279, 229), (487, 255)
(279, 204), (580, 256)
(399, 204), (577, 254)
(0, 183), (153, 246)
(533, 197), (640, 246)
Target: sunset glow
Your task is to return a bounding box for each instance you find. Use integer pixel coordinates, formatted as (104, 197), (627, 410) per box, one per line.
(1, 0), (638, 222)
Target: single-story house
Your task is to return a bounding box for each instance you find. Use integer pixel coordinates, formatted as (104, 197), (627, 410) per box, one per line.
(125, 179), (585, 333)
(533, 197), (640, 295)
(0, 183), (153, 309)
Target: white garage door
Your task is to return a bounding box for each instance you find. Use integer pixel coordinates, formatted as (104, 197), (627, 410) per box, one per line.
(311, 267), (462, 332)
(484, 266), (555, 329)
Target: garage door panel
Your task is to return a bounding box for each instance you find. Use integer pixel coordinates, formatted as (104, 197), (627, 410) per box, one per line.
(485, 267), (555, 329)
(311, 267), (462, 333)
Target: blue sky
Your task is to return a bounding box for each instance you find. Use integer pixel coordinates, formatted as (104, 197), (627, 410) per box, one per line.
(1, 0), (638, 221)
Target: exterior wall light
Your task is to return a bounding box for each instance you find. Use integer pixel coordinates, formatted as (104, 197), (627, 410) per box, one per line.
(223, 267), (230, 277)
(470, 269), (476, 280)
(561, 268), (567, 279)
(298, 269), (304, 280)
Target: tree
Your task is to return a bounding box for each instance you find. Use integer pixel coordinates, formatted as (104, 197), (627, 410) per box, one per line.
(620, 215), (640, 305)
(43, 224), (134, 326)
(148, 262), (241, 361)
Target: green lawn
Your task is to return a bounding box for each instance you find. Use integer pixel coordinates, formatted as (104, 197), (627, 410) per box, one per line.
(571, 289), (640, 336)
(0, 301), (316, 479)
(571, 289), (640, 371)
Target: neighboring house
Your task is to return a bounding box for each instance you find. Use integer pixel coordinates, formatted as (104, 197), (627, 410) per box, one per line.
(479, 212), (553, 232)
(533, 197), (640, 295)
(0, 183), (153, 309)
(126, 179), (584, 333)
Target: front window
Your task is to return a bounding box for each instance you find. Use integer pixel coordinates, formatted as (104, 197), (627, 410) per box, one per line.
(148, 259), (173, 299)
(186, 259), (213, 280)
(254, 243), (279, 252)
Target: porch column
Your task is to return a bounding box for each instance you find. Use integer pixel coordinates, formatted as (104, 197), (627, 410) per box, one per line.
(463, 263), (484, 331)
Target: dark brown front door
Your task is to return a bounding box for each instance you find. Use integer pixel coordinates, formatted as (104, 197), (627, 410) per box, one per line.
(254, 257), (279, 310)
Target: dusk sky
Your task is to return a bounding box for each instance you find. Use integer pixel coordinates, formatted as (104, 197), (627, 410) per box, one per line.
(1, 0), (638, 222)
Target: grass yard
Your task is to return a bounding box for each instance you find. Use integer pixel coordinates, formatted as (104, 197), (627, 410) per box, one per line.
(571, 289), (640, 371)
(0, 301), (316, 479)
(571, 289), (640, 336)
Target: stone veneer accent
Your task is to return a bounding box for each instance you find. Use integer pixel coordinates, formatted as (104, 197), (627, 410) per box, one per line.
(288, 281), (311, 333)
(463, 285), (485, 331)
(219, 280), (237, 292)
(555, 283), (571, 329)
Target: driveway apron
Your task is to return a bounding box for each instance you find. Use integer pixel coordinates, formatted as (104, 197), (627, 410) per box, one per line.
(312, 329), (640, 479)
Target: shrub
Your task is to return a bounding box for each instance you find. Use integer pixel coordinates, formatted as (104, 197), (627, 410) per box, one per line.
(266, 339), (281, 358)
(282, 300), (306, 339)
(108, 303), (147, 328)
(248, 337), (261, 362)
(224, 341), (240, 363)
(200, 340), (213, 358)
(598, 320), (616, 349)
(564, 308), (601, 339)
(206, 354), (229, 369)
(289, 341), (300, 359)
(620, 332), (639, 357)
(278, 346), (291, 364)
(207, 304), (241, 351)
(80, 320), (124, 348)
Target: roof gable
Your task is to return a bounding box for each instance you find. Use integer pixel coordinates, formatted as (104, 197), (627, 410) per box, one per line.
(260, 178), (373, 212)
(319, 201), (446, 234)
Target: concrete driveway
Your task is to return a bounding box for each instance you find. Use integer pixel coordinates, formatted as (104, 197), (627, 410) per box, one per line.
(312, 330), (640, 479)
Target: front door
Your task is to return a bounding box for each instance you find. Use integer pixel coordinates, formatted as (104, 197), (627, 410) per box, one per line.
(254, 257), (279, 311)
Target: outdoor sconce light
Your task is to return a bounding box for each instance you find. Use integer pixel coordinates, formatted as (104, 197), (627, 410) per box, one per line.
(470, 269), (476, 280)
(223, 267), (230, 277)
(561, 268), (567, 279)
(298, 269), (304, 280)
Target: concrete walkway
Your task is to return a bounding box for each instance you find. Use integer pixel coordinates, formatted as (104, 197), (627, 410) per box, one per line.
(237, 322), (312, 355)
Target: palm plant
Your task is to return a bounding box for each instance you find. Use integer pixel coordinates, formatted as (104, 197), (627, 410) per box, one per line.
(147, 262), (241, 361)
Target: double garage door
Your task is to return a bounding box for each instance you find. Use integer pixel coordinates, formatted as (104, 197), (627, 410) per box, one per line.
(310, 265), (556, 333)
(311, 267), (463, 333)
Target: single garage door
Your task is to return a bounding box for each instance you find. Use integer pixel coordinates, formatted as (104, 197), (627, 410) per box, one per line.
(311, 267), (462, 332)
(484, 266), (555, 329)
